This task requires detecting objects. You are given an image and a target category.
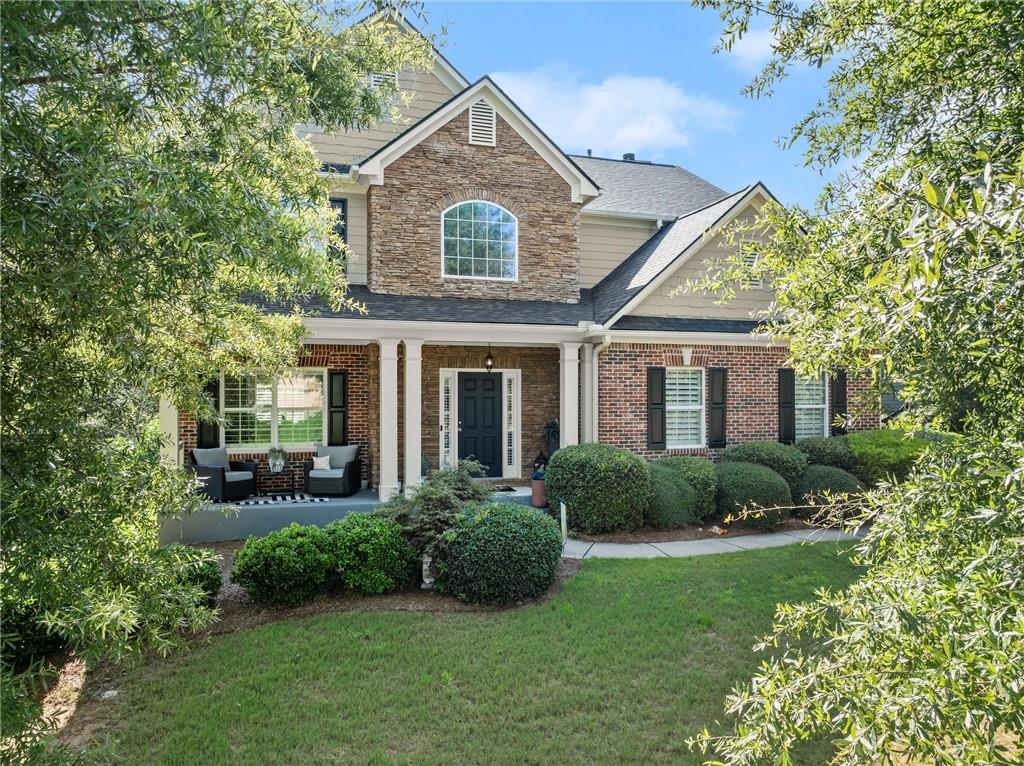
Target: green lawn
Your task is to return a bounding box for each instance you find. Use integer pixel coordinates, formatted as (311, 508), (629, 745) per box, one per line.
(83, 544), (860, 765)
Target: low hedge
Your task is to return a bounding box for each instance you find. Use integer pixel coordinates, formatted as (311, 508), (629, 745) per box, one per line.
(646, 461), (698, 529)
(796, 436), (854, 471)
(160, 543), (223, 607)
(715, 461), (792, 529)
(654, 456), (717, 520)
(796, 465), (865, 514)
(545, 443), (649, 534)
(846, 429), (928, 485)
(325, 514), (414, 595)
(230, 524), (332, 606)
(435, 503), (563, 605)
(721, 441), (808, 495)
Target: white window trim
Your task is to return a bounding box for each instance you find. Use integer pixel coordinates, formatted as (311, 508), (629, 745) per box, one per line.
(220, 369), (328, 452)
(440, 200), (519, 283)
(665, 366), (706, 450)
(794, 373), (830, 440)
(438, 368), (520, 479)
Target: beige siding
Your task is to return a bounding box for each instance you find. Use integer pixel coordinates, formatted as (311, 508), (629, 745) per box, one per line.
(631, 208), (774, 319)
(579, 216), (658, 288)
(299, 69), (454, 165)
(333, 191), (367, 284)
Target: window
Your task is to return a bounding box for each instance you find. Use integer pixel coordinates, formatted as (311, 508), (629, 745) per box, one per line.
(665, 368), (705, 448)
(330, 198), (347, 245)
(222, 370), (326, 448)
(468, 99), (496, 145)
(794, 375), (828, 440)
(442, 201), (517, 280)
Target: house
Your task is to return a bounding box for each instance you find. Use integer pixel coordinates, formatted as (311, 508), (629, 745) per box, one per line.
(159, 14), (878, 502)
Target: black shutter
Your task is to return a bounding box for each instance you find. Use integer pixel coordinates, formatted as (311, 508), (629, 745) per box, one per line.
(197, 379), (220, 448)
(831, 371), (848, 435)
(327, 371), (348, 446)
(330, 198), (347, 245)
(647, 367), (666, 450)
(778, 368), (796, 444)
(708, 368), (727, 448)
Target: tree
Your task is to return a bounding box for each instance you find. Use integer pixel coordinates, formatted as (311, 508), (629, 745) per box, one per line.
(0, 0), (429, 750)
(689, 0), (1024, 763)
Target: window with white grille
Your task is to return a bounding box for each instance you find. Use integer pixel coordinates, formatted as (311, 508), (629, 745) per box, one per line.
(440, 373), (454, 467)
(506, 376), (515, 468)
(665, 368), (705, 448)
(222, 370), (325, 448)
(794, 375), (828, 440)
(468, 99), (496, 146)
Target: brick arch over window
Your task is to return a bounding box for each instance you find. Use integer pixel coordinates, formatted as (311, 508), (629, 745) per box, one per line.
(433, 188), (522, 219)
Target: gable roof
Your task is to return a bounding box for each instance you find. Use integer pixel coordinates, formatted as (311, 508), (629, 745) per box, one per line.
(591, 183), (773, 325)
(574, 155), (727, 220)
(360, 10), (469, 93)
(356, 77), (600, 203)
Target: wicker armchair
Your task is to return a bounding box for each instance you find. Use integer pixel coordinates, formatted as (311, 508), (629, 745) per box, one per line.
(188, 447), (257, 501)
(303, 445), (361, 497)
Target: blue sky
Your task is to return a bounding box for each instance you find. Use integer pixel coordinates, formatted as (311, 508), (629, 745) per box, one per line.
(419, 1), (835, 209)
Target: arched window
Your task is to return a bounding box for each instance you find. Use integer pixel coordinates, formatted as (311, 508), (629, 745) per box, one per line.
(442, 201), (517, 280)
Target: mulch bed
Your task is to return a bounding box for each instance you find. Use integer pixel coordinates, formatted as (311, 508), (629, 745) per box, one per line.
(571, 517), (816, 544)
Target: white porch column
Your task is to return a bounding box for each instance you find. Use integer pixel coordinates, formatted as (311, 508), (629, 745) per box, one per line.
(378, 339), (401, 500)
(158, 396), (180, 466)
(403, 339), (423, 495)
(580, 344), (595, 442)
(559, 342), (581, 447)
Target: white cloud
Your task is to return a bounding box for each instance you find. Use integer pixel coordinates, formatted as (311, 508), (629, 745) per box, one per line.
(491, 65), (736, 159)
(722, 29), (775, 72)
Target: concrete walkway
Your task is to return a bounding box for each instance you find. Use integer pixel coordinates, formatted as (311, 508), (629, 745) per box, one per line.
(563, 527), (863, 560)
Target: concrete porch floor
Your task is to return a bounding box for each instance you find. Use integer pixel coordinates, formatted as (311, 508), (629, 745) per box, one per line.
(160, 486), (535, 545)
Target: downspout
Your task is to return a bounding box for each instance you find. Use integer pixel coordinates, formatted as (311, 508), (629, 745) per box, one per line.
(591, 333), (612, 443)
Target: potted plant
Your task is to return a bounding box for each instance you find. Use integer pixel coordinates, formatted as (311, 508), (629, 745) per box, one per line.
(267, 446), (287, 474)
(531, 452), (549, 508)
(543, 419), (560, 456)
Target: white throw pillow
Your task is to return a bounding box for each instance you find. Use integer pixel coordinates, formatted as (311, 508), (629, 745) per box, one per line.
(312, 455), (331, 470)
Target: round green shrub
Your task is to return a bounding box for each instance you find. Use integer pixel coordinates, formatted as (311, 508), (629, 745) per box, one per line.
(654, 456), (717, 520)
(545, 443), (649, 534)
(715, 461), (792, 529)
(796, 436), (854, 471)
(230, 524), (332, 606)
(160, 543), (223, 607)
(325, 514), (414, 595)
(721, 441), (808, 495)
(435, 502), (563, 605)
(796, 464), (865, 515)
(646, 461), (698, 528)
(846, 429), (927, 485)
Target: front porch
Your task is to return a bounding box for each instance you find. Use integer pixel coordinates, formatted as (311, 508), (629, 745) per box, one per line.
(159, 486), (535, 545)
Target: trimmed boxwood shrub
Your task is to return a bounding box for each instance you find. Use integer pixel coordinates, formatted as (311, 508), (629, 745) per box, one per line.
(160, 543), (223, 607)
(230, 524), (332, 606)
(325, 514), (414, 595)
(435, 502), (563, 605)
(721, 441), (808, 495)
(796, 465), (865, 514)
(646, 461), (698, 529)
(846, 429), (927, 485)
(545, 443), (649, 534)
(796, 436), (854, 471)
(715, 461), (792, 529)
(655, 456), (717, 520)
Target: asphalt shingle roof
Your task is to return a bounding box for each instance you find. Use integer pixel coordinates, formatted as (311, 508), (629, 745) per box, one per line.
(590, 187), (751, 324)
(572, 155), (728, 220)
(611, 315), (762, 333)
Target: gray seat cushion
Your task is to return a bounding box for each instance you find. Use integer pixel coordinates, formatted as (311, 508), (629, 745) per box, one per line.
(316, 445), (358, 469)
(225, 470), (254, 482)
(193, 447), (230, 469)
(309, 468), (345, 479)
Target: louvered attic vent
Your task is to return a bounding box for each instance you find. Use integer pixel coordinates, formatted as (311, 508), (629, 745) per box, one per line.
(369, 72), (397, 89)
(468, 99), (496, 146)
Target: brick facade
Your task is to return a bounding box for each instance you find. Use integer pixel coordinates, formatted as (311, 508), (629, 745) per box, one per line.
(420, 345), (559, 480)
(367, 110), (582, 303)
(177, 344), (375, 492)
(597, 342), (880, 461)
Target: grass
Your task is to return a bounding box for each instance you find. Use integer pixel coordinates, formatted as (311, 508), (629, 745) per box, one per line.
(81, 544), (861, 765)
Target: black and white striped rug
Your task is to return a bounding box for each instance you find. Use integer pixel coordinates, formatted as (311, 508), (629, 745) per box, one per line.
(231, 493), (332, 506)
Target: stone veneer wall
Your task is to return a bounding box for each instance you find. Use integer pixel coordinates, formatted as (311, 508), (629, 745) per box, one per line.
(597, 342), (880, 461)
(420, 345), (560, 480)
(367, 110), (582, 303)
(177, 344), (375, 492)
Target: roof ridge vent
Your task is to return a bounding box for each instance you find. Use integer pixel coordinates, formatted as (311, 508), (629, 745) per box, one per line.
(468, 99), (496, 146)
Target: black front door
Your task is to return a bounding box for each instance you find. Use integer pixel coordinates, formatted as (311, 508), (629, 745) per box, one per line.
(458, 372), (502, 477)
